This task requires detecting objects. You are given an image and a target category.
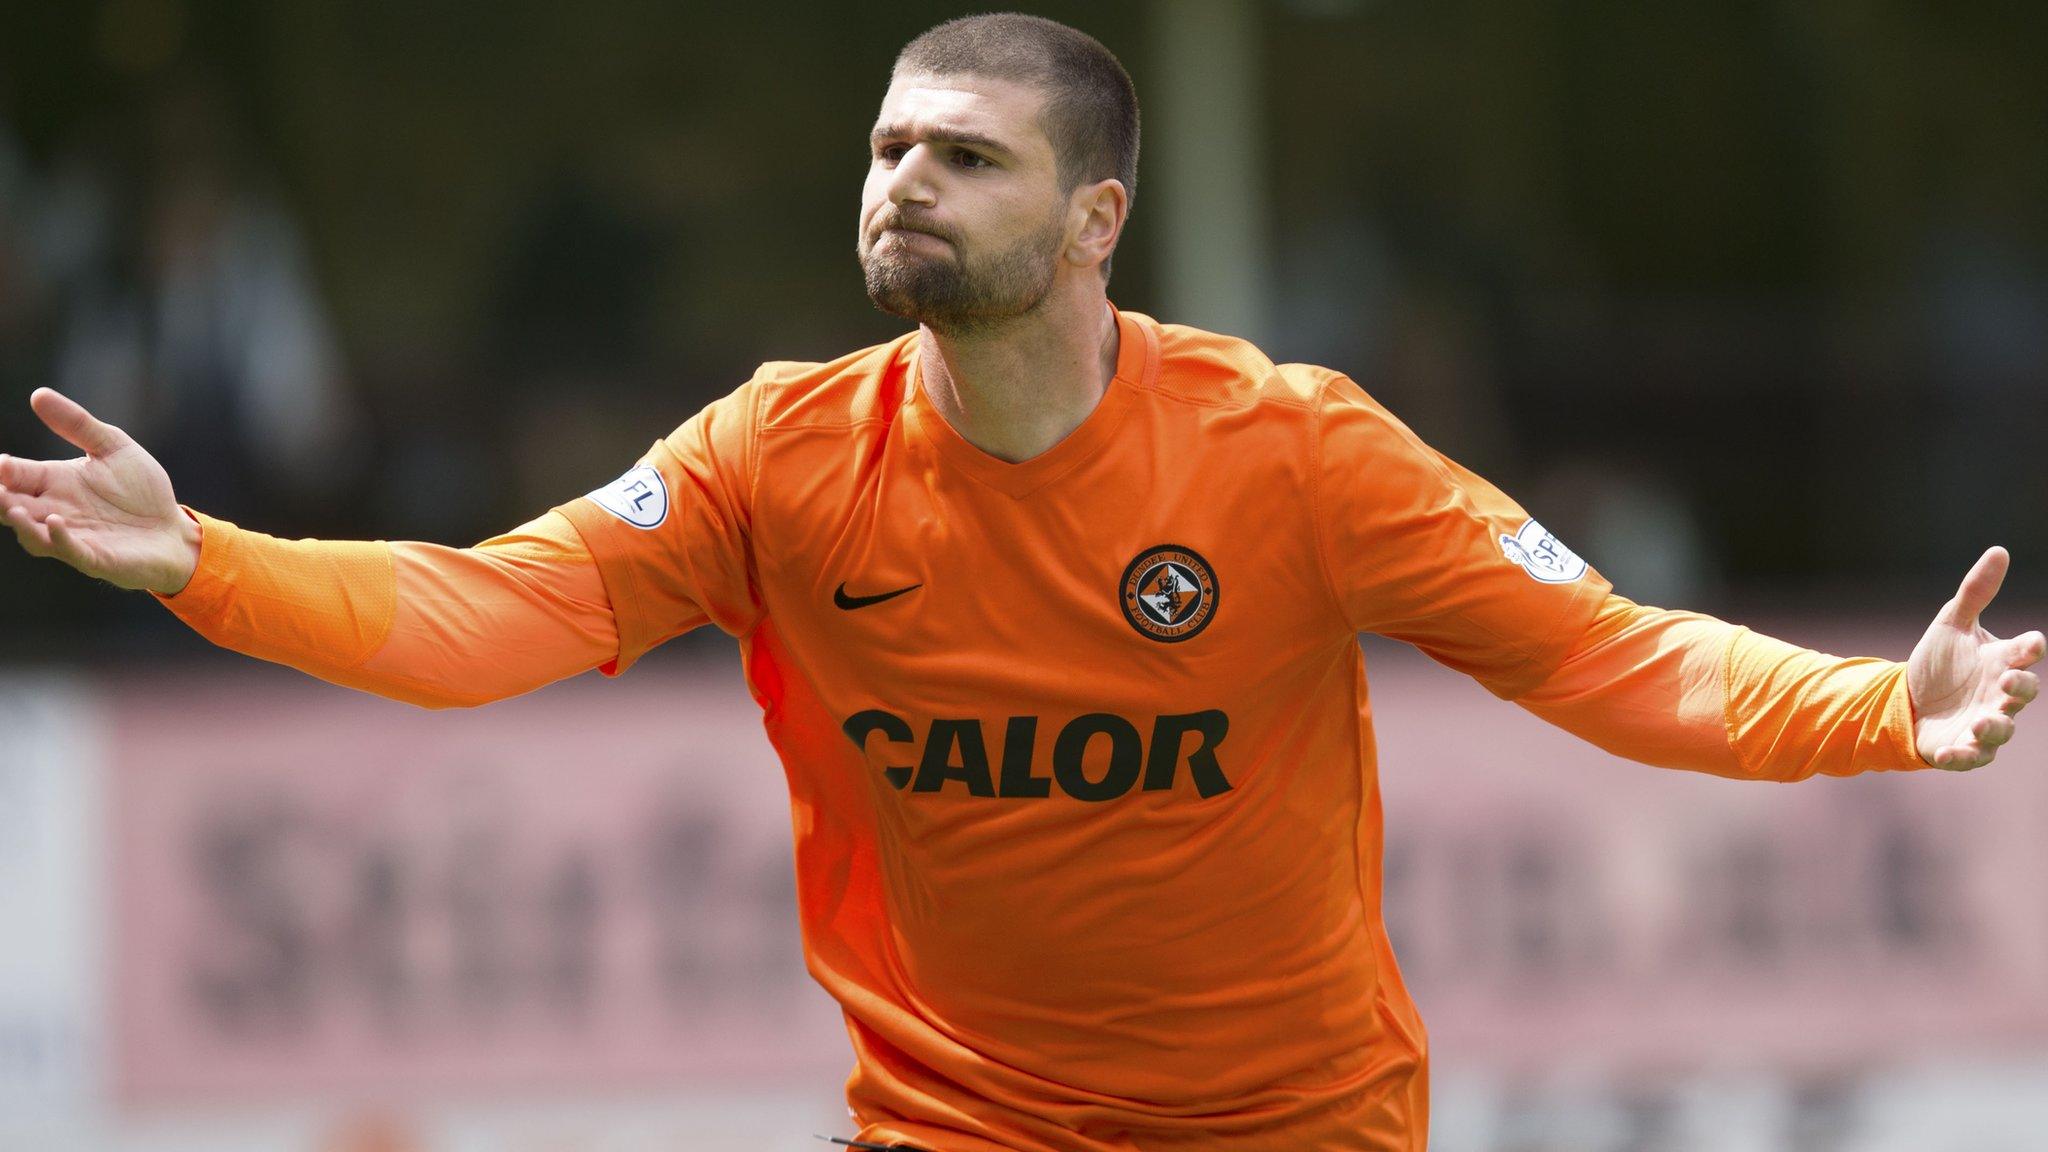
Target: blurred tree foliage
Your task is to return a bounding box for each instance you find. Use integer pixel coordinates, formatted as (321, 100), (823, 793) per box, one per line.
(0, 0), (2041, 655)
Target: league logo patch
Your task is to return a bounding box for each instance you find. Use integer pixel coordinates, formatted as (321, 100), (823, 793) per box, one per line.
(1120, 544), (1219, 643)
(588, 465), (669, 530)
(1499, 519), (1587, 584)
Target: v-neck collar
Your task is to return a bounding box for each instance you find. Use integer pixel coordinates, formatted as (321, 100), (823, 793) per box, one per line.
(904, 305), (1159, 499)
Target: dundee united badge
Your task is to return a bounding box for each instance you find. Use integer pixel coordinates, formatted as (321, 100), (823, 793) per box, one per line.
(1120, 545), (1219, 643)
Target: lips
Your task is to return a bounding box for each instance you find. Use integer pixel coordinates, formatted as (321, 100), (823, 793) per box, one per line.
(881, 227), (950, 245)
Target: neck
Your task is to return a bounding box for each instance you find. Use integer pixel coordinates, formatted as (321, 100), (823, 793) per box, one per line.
(917, 282), (1120, 464)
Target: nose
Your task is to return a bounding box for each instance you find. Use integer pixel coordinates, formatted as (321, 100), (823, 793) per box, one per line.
(882, 143), (941, 209)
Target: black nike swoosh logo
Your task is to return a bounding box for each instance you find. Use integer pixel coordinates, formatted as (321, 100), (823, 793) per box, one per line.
(833, 581), (922, 610)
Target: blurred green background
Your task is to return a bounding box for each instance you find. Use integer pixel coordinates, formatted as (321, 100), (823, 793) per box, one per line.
(3, 0), (2044, 658)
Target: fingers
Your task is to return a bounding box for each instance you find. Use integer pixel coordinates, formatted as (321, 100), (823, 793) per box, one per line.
(2000, 630), (2047, 669)
(4, 506), (94, 573)
(0, 453), (56, 496)
(1930, 735), (1999, 772)
(1974, 711), (2016, 749)
(4, 501), (55, 556)
(1938, 546), (2009, 629)
(1933, 707), (2025, 771)
(29, 388), (132, 458)
(43, 514), (93, 570)
(0, 486), (56, 524)
(1930, 733), (1991, 769)
(1999, 669), (2039, 715)
(1932, 745), (1990, 771)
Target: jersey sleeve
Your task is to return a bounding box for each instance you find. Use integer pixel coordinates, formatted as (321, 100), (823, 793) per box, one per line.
(552, 377), (764, 672)
(1314, 375), (1612, 699)
(157, 508), (618, 708)
(1516, 593), (1927, 779)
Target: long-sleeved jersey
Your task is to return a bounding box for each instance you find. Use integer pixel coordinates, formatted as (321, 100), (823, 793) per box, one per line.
(159, 307), (1925, 1151)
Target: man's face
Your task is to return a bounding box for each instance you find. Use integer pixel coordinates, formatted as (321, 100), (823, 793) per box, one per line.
(859, 72), (1072, 336)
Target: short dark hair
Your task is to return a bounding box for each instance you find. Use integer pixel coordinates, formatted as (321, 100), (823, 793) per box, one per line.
(894, 14), (1140, 255)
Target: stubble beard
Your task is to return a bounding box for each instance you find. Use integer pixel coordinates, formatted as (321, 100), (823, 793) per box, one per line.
(860, 208), (1066, 339)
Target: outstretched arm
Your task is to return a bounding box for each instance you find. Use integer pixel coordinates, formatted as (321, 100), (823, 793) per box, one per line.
(2, 389), (618, 708)
(1517, 550), (2043, 780)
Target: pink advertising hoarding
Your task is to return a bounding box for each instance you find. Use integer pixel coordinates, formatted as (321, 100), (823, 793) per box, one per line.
(109, 662), (849, 1105)
(1369, 624), (2048, 1074)
(108, 626), (2048, 1105)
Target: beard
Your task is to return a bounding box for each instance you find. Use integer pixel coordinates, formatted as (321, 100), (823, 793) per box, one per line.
(859, 205), (1065, 337)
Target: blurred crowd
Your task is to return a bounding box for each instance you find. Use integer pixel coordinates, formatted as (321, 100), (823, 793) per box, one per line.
(0, 72), (361, 527)
(1, 0), (2044, 658)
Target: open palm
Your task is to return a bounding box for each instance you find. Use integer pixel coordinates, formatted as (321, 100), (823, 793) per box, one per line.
(0, 389), (201, 594)
(1907, 546), (2045, 770)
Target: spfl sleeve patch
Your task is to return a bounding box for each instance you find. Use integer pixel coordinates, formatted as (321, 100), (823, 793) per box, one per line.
(588, 465), (669, 530)
(1499, 519), (1587, 584)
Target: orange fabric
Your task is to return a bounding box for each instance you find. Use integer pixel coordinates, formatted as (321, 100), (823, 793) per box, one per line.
(555, 309), (1609, 1152)
(1517, 596), (1925, 779)
(160, 509), (614, 708)
(158, 308), (1928, 1151)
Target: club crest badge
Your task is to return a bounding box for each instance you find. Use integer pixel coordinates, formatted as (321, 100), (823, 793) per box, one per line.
(1499, 519), (1587, 584)
(589, 465), (669, 530)
(1120, 544), (1219, 643)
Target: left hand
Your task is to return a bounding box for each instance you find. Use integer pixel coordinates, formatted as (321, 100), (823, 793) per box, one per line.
(1908, 546), (2045, 770)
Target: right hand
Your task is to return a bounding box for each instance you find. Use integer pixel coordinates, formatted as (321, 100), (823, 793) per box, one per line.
(0, 388), (202, 595)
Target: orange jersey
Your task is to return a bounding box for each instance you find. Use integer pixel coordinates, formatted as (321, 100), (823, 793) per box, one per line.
(162, 307), (1925, 1151)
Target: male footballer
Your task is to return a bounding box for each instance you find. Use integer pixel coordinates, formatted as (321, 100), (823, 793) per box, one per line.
(2, 14), (2041, 1152)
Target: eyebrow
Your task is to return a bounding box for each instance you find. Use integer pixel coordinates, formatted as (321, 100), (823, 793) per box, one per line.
(868, 124), (1016, 159)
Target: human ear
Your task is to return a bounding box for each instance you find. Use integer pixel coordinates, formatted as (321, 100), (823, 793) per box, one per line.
(1065, 179), (1128, 271)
